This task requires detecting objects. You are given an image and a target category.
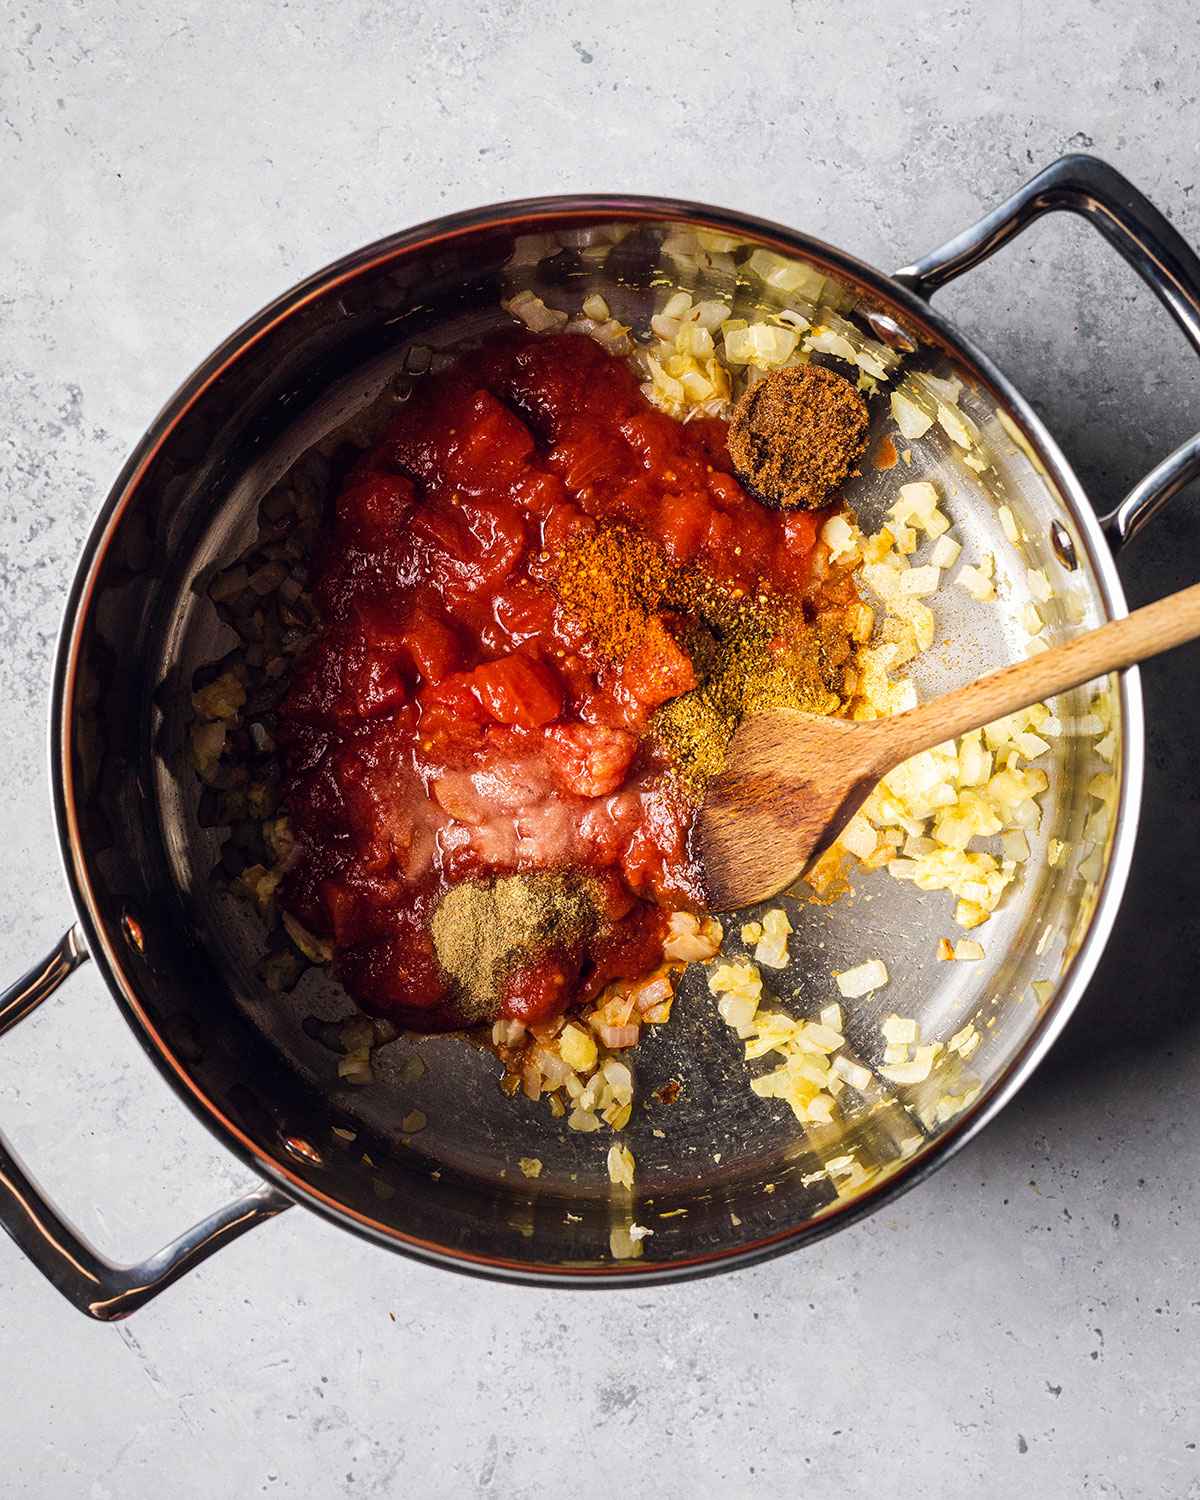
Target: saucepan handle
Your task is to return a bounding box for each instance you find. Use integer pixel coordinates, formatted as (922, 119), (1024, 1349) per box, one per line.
(894, 152), (1200, 550)
(0, 927), (292, 1320)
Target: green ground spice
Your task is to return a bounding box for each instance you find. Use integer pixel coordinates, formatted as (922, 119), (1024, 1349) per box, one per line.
(651, 602), (845, 795)
(431, 873), (600, 1019)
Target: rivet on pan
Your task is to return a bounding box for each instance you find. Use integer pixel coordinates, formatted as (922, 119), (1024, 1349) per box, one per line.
(1050, 520), (1079, 571)
(282, 1136), (324, 1168)
(121, 911), (145, 953)
(864, 310), (918, 353)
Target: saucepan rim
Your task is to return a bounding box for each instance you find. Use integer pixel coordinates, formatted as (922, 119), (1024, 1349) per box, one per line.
(47, 193), (1141, 1285)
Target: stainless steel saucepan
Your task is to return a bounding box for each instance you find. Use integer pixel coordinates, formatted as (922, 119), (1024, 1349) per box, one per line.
(4, 155), (1199, 1318)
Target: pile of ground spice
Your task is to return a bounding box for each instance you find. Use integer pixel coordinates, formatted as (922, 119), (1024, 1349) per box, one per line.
(551, 525), (664, 660)
(431, 873), (600, 1020)
(552, 524), (723, 663)
(552, 524), (770, 665)
(727, 364), (869, 509)
(651, 596), (848, 794)
(552, 524), (852, 796)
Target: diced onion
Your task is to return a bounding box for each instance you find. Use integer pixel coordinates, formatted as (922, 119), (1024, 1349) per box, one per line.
(832, 1055), (872, 1091)
(840, 815), (877, 860)
(724, 322), (799, 368)
(597, 1023), (640, 1050)
(891, 390), (934, 440)
(633, 975), (673, 1013)
(899, 565), (941, 597)
(1027, 567), (1054, 602)
(957, 564), (996, 603)
(753, 907), (793, 970)
(607, 1143), (635, 1188)
(930, 534), (961, 569)
(936, 402), (974, 448)
(836, 959), (889, 998)
(559, 1023), (598, 1073)
(890, 481), (939, 528)
(503, 290), (568, 333)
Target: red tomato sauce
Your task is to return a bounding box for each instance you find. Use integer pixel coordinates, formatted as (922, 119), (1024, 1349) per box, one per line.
(277, 332), (830, 1030)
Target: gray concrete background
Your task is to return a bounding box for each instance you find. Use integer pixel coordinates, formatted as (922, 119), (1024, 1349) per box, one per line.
(3, 2), (1199, 1494)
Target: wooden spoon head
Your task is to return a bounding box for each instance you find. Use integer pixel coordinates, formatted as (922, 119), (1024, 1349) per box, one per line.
(692, 710), (883, 911)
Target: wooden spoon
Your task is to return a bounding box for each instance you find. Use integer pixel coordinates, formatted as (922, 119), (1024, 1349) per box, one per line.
(695, 580), (1200, 911)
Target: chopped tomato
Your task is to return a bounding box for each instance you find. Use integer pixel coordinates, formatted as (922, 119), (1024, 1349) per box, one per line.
(400, 607), (462, 684)
(703, 508), (740, 569)
(411, 496), (527, 603)
(508, 469), (566, 519)
(620, 409), (688, 473)
(620, 619), (697, 708)
(492, 583), (559, 646)
(784, 508), (820, 557)
(320, 879), (363, 945)
(471, 652), (563, 728)
(445, 390), (535, 488)
(657, 491), (712, 563)
(417, 672), (490, 754)
(499, 950), (579, 1024)
(338, 929), (452, 1022)
(350, 601), (413, 654)
(283, 624), (407, 725)
(544, 722), (637, 797)
(349, 652), (408, 719)
(579, 904), (667, 1002)
(548, 430), (631, 494)
(539, 499), (593, 558)
(690, 416), (738, 473)
(586, 868), (638, 925)
(336, 472), (417, 536)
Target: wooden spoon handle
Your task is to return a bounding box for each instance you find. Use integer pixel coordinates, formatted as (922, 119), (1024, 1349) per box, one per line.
(867, 579), (1200, 771)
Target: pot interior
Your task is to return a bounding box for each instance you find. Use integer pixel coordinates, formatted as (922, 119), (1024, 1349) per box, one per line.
(60, 206), (1124, 1278)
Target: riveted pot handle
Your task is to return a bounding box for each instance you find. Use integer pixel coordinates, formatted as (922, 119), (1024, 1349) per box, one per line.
(894, 153), (1200, 549)
(0, 928), (292, 1320)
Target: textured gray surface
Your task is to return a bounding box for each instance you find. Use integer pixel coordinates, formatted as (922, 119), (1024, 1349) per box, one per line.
(3, 2), (1200, 1494)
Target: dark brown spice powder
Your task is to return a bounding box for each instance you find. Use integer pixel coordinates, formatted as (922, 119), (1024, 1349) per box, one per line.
(727, 364), (869, 510)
